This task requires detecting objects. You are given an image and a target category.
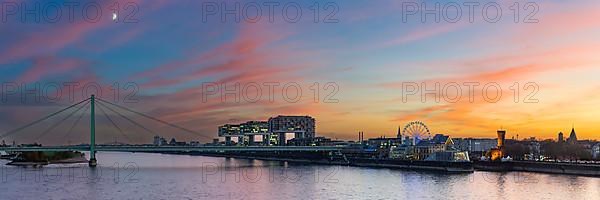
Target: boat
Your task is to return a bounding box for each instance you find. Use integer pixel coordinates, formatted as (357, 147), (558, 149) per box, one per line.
(7, 151), (88, 166)
(0, 151), (16, 159)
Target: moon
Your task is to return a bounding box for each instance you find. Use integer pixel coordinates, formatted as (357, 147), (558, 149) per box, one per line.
(112, 12), (117, 21)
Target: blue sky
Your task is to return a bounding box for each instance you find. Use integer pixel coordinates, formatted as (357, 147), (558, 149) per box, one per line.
(1, 0), (599, 144)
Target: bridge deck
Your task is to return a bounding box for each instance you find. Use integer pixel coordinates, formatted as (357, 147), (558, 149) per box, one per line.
(0, 146), (346, 152)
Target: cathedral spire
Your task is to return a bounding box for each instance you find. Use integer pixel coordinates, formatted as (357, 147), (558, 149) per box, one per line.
(568, 124), (577, 144)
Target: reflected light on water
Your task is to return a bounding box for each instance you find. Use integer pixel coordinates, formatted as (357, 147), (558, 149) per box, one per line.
(0, 152), (598, 199)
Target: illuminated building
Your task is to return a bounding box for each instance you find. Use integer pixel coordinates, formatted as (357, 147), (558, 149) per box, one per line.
(240, 121), (269, 145)
(593, 143), (600, 159)
(218, 116), (316, 146)
(452, 138), (497, 153)
(268, 115), (315, 146)
(488, 129), (506, 161)
(218, 124), (241, 145)
(413, 134), (453, 160)
(218, 121), (270, 145)
(367, 136), (402, 149)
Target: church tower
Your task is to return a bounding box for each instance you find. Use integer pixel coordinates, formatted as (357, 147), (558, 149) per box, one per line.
(558, 132), (564, 143)
(567, 125), (578, 144)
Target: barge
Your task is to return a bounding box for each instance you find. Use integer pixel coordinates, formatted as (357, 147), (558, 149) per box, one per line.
(7, 151), (88, 166)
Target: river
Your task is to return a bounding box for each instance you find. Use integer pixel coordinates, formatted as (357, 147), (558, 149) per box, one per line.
(0, 152), (598, 199)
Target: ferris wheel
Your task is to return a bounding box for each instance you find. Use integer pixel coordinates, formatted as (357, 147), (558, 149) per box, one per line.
(401, 121), (431, 144)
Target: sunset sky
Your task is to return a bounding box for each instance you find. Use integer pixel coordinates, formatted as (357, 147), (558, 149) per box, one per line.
(1, 0), (599, 144)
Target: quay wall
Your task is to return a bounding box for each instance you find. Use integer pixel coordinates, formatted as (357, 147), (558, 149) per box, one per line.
(474, 161), (600, 176)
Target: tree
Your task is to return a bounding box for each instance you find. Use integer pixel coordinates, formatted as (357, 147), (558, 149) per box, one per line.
(540, 141), (592, 161)
(504, 142), (529, 160)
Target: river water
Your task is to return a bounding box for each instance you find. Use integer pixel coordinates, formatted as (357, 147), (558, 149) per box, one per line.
(0, 152), (598, 200)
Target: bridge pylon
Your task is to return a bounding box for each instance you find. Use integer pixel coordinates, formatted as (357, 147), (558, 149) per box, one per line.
(89, 95), (97, 167)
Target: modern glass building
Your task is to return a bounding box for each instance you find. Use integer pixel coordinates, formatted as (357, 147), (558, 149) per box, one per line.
(218, 116), (316, 146)
(268, 116), (316, 145)
(218, 124), (241, 137)
(240, 121), (269, 135)
(268, 116), (315, 137)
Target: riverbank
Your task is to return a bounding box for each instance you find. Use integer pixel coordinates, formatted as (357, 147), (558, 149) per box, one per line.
(474, 160), (600, 176)
(181, 151), (600, 176)
(182, 151), (474, 173)
(349, 158), (474, 172)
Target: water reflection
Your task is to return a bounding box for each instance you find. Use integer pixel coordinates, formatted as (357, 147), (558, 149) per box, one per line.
(0, 152), (598, 199)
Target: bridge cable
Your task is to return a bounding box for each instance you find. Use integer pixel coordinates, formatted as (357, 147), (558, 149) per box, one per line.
(95, 100), (157, 136)
(32, 100), (91, 142)
(96, 98), (211, 139)
(62, 100), (91, 143)
(96, 102), (132, 143)
(0, 98), (91, 139)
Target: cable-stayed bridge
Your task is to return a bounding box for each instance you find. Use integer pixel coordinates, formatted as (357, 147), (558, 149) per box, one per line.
(0, 95), (344, 167)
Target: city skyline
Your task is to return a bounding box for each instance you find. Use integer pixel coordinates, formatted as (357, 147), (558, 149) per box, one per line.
(1, 1), (600, 199)
(1, 0), (600, 143)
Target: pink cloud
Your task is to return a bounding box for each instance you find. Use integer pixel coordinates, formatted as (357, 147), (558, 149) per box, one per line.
(0, 0), (161, 64)
(388, 22), (467, 46)
(135, 22), (295, 89)
(17, 56), (88, 83)
(0, 19), (110, 64)
(511, 2), (600, 42)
